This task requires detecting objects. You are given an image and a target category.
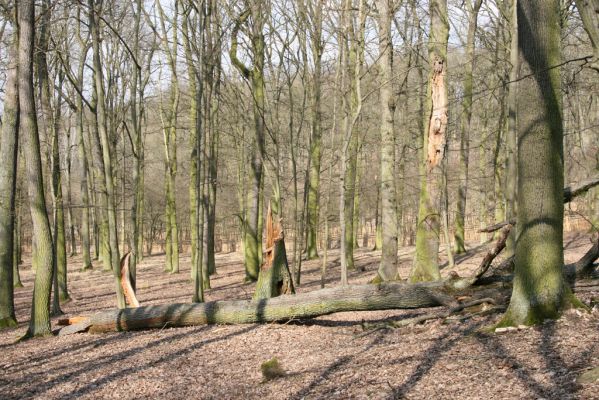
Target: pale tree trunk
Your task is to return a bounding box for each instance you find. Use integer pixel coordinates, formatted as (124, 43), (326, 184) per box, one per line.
(0, 24), (19, 329)
(454, 0), (483, 254)
(74, 20), (93, 270)
(504, 0), (519, 257)
(410, 0), (449, 283)
(89, 0), (125, 309)
(340, 0), (366, 285)
(157, 0), (180, 274)
(498, 0), (571, 326)
(20, 0), (55, 337)
(376, 0), (399, 282)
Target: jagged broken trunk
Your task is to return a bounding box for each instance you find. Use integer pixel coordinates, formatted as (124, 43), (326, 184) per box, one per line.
(253, 204), (294, 300)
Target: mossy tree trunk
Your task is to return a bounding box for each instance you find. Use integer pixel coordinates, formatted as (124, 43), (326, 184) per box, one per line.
(304, 0), (324, 261)
(410, 0), (449, 283)
(230, 3), (267, 282)
(37, 0), (69, 304)
(0, 21), (19, 330)
(20, 0), (55, 337)
(376, 0), (399, 282)
(498, 0), (570, 327)
(454, 0), (482, 255)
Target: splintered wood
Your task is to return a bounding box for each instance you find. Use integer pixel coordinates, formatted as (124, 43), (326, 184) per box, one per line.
(427, 57), (448, 170)
(120, 252), (140, 308)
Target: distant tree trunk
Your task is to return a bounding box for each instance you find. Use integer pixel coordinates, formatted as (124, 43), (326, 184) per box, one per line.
(182, 4), (204, 301)
(157, 0), (180, 275)
(376, 0), (399, 282)
(0, 23), (19, 329)
(89, 0), (125, 309)
(504, 0), (519, 257)
(575, 0), (599, 73)
(304, 0), (324, 261)
(20, 0), (55, 337)
(340, 0), (366, 285)
(454, 0), (483, 254)
(410, 0), (449, 283)
(498, 0), (571, 326)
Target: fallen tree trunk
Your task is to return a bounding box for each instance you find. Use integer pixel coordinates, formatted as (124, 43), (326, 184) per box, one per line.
(62, 281), (458, 333)
(60, 233), (599, 335)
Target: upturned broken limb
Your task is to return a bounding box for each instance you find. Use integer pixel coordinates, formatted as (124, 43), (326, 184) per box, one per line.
(120, 253), (139, 307)
(480, 177), (599, 233)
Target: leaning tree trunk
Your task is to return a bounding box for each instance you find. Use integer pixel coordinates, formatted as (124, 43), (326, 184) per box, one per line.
(410, 0), (449, 283)
(0, 26), (19, 329)
(20, 0), (55, 337)
(498, 0), (570, 327)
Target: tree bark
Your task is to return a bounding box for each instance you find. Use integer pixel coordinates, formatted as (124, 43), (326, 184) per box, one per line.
(498, 0), (569, 327)
(410, 0), (449, 283)
(376, 0), (399, 281)
(89, 0), (125, 309)
(63, 282), (455, 334)
(20, 0), (55, 337)
(454, 0), (483, 254)
(0, 22), (19, 329)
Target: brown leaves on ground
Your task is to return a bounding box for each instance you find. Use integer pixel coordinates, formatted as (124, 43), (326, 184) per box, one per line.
(1, 232), (599, 399)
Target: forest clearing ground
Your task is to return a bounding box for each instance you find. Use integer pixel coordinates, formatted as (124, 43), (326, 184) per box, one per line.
(1, 232), (599, 399)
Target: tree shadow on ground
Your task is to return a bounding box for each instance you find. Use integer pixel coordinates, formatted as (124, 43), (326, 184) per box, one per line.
(474, 322), (582, 399)
(289, 331), (387, 399)
(386, 320), (484, 399)
(18, 325), (257, 399)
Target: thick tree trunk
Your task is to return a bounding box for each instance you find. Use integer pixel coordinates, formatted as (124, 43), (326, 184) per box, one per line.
(498, 0), (569, 327)
(0, 26), (19, 329)
(20, 0), (55, 337)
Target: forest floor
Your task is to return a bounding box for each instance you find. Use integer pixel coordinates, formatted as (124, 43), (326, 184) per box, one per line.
(1, 232), (599, 399)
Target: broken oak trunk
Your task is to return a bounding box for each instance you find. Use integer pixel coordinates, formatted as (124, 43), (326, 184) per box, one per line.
(253, 204), (295, 300)
(63, 281), (457, 333)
